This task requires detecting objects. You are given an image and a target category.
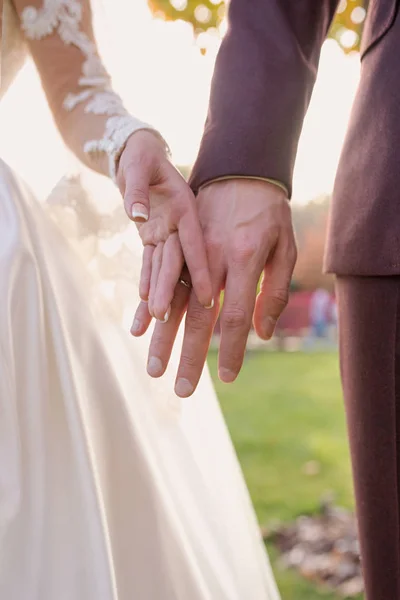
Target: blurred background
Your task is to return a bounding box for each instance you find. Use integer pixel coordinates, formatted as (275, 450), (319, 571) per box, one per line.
(0, 1), (368, 597)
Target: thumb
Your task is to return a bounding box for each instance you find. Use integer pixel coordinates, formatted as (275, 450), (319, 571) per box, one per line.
(123, 162), (153, 223)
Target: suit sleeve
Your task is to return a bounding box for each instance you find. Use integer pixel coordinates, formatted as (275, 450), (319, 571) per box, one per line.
(189, 0), (340, 197)
(13, 0), (160, 180)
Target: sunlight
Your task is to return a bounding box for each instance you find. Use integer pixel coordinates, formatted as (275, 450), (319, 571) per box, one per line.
(0, 1), (360, 205)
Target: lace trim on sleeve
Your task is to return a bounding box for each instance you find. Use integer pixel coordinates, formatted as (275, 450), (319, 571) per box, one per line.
(20, 0), (158, 180)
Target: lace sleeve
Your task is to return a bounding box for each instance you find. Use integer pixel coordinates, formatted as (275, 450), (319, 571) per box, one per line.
(13, 0), (160, 180)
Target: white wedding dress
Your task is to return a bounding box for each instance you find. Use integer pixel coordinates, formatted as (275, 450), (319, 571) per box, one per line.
(0, 1), (279, 598)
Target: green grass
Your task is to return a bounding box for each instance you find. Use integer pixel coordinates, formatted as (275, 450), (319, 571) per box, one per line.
(208, 350), (362, 600)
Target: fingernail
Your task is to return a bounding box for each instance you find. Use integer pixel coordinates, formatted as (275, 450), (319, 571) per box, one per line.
(204, 298), (214, 310)
(131, 204), (148, 222)
(147, 356), (163, 377)
(218, 367), (237, 383)
(159, 306), (171, 324)
(175, 378), (194, 398)
(130, 319), (141, 334)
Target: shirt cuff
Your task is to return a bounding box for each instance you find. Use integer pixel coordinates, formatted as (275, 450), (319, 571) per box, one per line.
(198, 175), (289, 196)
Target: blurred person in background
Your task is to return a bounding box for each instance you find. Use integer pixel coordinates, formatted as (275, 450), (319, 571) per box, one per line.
(310, 288), (331, 341)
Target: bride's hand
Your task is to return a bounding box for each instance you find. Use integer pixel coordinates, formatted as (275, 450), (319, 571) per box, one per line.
(116, 130), (213, 318)
(131, 234), (188, 338)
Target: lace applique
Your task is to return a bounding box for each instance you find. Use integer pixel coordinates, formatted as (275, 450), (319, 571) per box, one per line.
(21, 0), (155, 180)
(84, 115), (152, 180)
(63, 89), (93, 111)
(85, 92), (127, 117)
(46, 175), (147, 328)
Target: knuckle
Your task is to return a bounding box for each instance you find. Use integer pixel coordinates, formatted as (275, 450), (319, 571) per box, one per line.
(179, 352), (199, 370)
(222, 306), (247, 330)
(125, 151), (152, 171)
(231, 240), (258, 266)
(139, 224), (156, 246)
(186, 307), (209, 333)
(125, 186), (148, 204)
(270, 289), (289, 313)
(204, 236), (223, 258)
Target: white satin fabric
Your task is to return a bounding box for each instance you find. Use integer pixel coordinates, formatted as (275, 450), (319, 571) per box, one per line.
(0, 158), (280, 599)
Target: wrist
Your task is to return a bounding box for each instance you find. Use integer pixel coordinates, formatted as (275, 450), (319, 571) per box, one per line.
(116, 129), (170, 181)
(198, 176), (288, 198)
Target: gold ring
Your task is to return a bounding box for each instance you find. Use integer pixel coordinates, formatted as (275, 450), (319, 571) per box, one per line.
(179, 278), (192, 289)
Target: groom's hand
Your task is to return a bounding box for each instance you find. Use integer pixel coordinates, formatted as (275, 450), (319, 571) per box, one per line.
(147, 179), (297, 397)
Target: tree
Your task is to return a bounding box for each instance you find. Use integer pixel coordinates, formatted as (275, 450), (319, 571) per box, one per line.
(148, 0), (367, 54)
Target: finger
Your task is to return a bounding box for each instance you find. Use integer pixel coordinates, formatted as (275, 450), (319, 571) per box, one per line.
(130, 301), (153, 337)
(174, 261), (223, 397)
(148, 242), (164, 318)
(139, 245), (155, 302)
(152, 233), (184, 322)
(147, 281), (190, 378)
(218, 264), (260, 383)
(137, 192), (167, 246)
(253, 231), (297, 340)
(179, 207), (213, 309)
(123, 161), (152, 223)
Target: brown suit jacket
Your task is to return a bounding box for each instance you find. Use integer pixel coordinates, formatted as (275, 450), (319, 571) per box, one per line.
(190, 0), (400, 276)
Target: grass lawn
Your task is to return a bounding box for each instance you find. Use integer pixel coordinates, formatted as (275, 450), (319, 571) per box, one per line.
(207, 350), (362, 600)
